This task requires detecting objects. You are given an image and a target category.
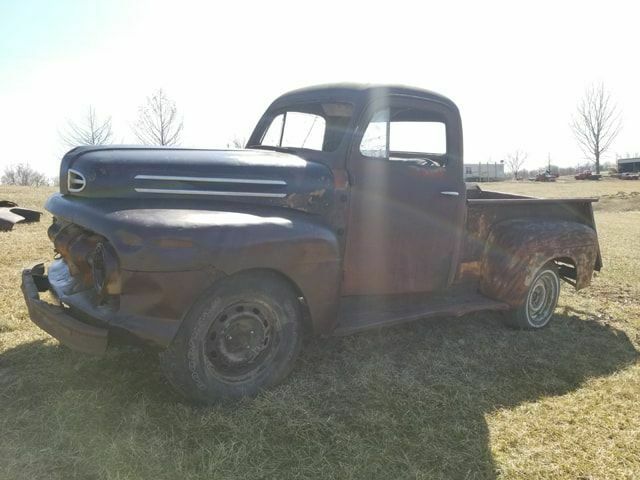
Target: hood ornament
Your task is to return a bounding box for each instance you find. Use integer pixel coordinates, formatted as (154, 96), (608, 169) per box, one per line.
(67, 169), (86, 193)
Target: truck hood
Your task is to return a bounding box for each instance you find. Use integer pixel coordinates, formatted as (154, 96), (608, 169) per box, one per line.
(59, 146), (334, 215)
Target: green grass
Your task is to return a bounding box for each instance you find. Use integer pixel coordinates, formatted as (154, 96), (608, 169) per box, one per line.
(1, 181), (639, 479)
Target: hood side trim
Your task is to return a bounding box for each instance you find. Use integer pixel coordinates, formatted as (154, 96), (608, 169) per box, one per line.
(134, 175), (287, 186)
(134, 188), (287, 198)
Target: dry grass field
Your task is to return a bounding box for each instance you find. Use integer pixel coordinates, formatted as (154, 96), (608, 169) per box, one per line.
(0, 178), (638, 479)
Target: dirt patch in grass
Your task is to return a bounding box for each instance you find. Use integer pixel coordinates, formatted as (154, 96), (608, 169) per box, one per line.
(1, 184), (639, 479)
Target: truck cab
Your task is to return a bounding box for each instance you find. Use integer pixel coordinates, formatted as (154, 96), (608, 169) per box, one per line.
(22, 84), (601, 402)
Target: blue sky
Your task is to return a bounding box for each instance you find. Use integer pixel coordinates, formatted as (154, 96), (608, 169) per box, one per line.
(1, 0), (638, 177)
(1, 1), (127, 70)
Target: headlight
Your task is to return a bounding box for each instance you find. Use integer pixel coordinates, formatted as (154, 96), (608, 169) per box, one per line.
(90, 242), (120, 298)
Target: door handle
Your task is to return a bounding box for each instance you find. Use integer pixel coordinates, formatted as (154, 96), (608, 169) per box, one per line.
(440, 191), (460, 196)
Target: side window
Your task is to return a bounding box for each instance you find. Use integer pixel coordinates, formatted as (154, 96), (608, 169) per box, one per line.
(260, 112), (326, 151)
(359, 106), (447, 165)
(390, 121), (446, 155)
(359, 109), (389, 158)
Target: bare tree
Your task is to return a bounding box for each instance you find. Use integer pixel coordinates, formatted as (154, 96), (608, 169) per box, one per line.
(505, 150), (528, 179)
(571, 83), (622, 174)
(226, 136), (246, 149)
(2, 163), (49, 186)
(60, 106), (113, 147)
(133, 89), (183, 146)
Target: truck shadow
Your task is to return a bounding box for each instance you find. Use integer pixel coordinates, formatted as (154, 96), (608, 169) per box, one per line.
(291, 311), (638, 478)
(1, 312), (637, 479)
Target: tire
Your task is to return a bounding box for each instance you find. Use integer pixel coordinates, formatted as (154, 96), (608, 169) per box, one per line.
(504, 262), (560, 330)
(159, 272), (303, 402)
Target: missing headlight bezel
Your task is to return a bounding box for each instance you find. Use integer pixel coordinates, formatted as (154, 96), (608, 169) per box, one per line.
(90, 242), (121, 300)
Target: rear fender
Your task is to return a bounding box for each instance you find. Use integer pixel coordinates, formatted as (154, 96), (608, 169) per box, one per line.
(480, 219), (599, 307)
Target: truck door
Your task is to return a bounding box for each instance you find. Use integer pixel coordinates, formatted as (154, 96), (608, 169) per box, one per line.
(342, 95), (465, 295)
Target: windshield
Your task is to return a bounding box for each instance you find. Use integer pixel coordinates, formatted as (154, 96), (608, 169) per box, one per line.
(256, 102), (353, 152)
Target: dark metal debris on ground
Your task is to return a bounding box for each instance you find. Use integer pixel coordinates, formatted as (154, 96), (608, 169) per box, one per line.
(0, 201), (41, 231)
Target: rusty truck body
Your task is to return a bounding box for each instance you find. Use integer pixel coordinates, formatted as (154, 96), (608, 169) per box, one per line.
(22, 84), (601, 401)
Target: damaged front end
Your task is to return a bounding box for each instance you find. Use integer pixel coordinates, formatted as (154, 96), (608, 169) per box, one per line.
(47, 219), (122, 306)
(22, 216), (223, 353)
(22, 263), (109, 354)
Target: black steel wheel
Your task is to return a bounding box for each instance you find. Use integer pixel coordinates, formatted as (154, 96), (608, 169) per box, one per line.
(160, 271), (303, 402)
(505, 262), (560, 329)
(203, 301), (278, 383)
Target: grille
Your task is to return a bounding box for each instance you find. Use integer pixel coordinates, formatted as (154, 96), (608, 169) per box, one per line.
(67, 169), (86, 192)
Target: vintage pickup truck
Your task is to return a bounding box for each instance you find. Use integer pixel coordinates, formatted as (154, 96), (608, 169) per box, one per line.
(22, 84), (602, 402)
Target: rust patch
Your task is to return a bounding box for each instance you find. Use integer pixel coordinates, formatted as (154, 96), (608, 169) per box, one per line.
(455, 261), (481, 284)
(479, 219), (599, 306)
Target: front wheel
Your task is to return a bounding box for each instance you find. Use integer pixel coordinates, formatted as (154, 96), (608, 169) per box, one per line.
(504, 263), (560, 329)
(160, 272), (304, 402)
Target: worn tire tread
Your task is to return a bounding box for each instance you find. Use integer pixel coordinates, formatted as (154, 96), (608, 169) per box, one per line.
(159, 271), (303, 403)
(503, 262), (560, 330)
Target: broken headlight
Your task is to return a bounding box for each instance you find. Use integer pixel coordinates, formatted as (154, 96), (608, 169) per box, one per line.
(90, 242), (120, 298)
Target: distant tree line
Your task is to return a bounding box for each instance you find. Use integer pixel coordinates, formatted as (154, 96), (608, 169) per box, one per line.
(1, 163), (49, 187)
(499, 160), (619, 181)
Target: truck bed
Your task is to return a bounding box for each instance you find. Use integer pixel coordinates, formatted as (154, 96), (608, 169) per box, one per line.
(457, 185), (602, 285)
(465, 184), (598, 203)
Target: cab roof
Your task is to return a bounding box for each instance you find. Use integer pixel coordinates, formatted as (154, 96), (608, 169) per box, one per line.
(270, 83), (458, 111)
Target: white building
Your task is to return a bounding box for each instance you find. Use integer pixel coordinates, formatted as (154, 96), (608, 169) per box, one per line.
(618, 157), (640, 173)
(463, 162), (507, 181)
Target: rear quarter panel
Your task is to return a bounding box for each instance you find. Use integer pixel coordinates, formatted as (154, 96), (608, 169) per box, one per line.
(461, 196), (601, 306)
(479, 219), (599, 306)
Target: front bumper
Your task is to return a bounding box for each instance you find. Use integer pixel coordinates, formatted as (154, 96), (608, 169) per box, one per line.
(21, 263), (108, 355)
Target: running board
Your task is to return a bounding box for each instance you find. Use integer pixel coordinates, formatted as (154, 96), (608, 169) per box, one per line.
(333, 291), (510, 336)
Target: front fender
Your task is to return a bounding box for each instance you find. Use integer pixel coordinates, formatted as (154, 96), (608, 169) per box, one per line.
(480, 219), (599, 307)
(46, 193), (342, 335)
(202, 213), (341, 335)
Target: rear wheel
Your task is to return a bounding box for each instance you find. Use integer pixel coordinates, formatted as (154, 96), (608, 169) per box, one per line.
(504, 263), (560, 329)
(160, 272), (303, 402)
